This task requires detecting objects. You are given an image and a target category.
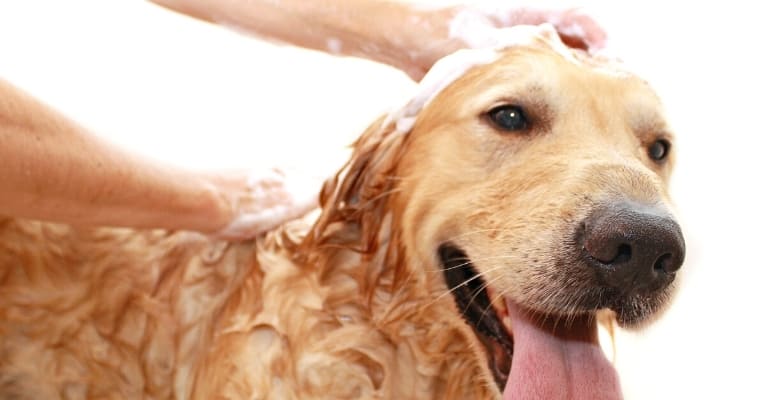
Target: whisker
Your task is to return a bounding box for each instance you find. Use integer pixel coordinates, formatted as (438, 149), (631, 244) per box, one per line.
(428, 254), (521, 275)
(476, 281), (511, 329)
(462, 274), (506, 318)
(420, 264), (508, 311)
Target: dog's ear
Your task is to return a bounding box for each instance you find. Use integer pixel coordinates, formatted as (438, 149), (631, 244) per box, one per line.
(307, 116), (410, 255)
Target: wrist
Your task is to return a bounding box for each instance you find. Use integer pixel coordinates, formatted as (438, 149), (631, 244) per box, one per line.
(368, 4), (464, 79)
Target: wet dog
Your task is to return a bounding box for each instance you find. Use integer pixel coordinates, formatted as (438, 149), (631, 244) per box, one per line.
(0, 25), (683, 399)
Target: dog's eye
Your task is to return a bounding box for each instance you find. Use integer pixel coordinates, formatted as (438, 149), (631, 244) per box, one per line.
(648, 139), (670, 162)
(487, 105), (528, 132)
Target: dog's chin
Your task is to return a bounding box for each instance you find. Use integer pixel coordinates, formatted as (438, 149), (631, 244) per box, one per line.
(437, 243), (625, 399)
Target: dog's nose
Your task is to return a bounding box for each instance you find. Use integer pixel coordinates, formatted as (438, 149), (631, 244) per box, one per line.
(583, 201), (685, 292)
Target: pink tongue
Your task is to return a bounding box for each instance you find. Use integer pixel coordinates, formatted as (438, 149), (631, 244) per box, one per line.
(502, 301), (624, 400)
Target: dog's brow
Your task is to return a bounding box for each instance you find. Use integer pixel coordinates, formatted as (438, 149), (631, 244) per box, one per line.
(490, 83), (547, 104)
(630, 111), (670, 138)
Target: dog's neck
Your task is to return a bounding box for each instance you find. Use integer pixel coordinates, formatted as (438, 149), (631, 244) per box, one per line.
(299, 118), (418, 299)
(283, 122), (497, 398)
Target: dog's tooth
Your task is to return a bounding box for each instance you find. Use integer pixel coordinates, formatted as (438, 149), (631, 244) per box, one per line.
(502, 315), (513, 333)
(500, 298), (509, 317)
(485, 285), (507, 315)
(494, 297), (506, 312)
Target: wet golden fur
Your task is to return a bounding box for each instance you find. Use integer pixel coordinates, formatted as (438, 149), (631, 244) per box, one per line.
(0, 34), (677, 399)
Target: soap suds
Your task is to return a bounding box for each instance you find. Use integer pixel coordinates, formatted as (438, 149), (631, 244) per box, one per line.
(385, 24), (561, 134)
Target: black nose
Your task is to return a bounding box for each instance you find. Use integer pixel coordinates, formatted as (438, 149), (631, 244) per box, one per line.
(583, 201), (685, 293)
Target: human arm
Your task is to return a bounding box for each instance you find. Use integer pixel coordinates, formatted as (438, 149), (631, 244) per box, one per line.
(148, 0), (606, 80)
(0, 79), (316, 238)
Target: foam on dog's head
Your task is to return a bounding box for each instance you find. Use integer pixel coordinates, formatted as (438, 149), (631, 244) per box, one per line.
(385, 24), (574, 134)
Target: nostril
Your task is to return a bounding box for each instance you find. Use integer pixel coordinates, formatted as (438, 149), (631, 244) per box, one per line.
(586, 237), (633, 265)
(653, 253), (677, 273)
(613, 244), (632, 264)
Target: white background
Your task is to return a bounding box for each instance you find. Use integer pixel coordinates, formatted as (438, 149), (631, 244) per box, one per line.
(1, 1), (766, 398)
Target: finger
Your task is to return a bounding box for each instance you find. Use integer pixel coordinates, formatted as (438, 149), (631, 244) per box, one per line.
(475, 6), (608, 52)
(405, 66), (429, 82)
(553, 9), (608, 51)
(213, 169), (324, 240)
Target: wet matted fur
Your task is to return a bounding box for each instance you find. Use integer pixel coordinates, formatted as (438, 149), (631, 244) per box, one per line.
(0, 28), (682, 399)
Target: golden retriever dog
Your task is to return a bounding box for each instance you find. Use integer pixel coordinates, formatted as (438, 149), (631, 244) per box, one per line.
(0, 25), (684, 399)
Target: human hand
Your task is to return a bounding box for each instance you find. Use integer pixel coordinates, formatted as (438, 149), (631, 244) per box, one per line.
(211, 168), (322, 240)
(400, 4), (608, 80)
(455, 6), (607, 51)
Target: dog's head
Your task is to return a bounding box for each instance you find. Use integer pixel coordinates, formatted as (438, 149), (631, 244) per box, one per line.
(311, 25), (684, 399)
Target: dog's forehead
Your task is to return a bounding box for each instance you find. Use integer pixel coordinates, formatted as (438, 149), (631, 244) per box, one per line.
(384, 24), (567, 134)
(385, 25), (653, 135)
(475, 47), (653, 104)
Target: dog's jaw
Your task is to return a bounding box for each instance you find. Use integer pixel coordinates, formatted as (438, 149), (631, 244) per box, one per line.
(438, 243), (623, 399)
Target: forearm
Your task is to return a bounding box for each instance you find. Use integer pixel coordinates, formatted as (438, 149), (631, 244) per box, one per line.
(0, 79), (232, 232)
(149, 0), (461, 76)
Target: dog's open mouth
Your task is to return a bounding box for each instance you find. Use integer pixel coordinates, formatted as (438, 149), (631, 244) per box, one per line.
(438, 244), (623, 399)
(438, 244), (514, 387)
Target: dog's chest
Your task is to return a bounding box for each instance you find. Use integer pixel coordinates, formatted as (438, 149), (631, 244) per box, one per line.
(193, 243), (495, 399)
